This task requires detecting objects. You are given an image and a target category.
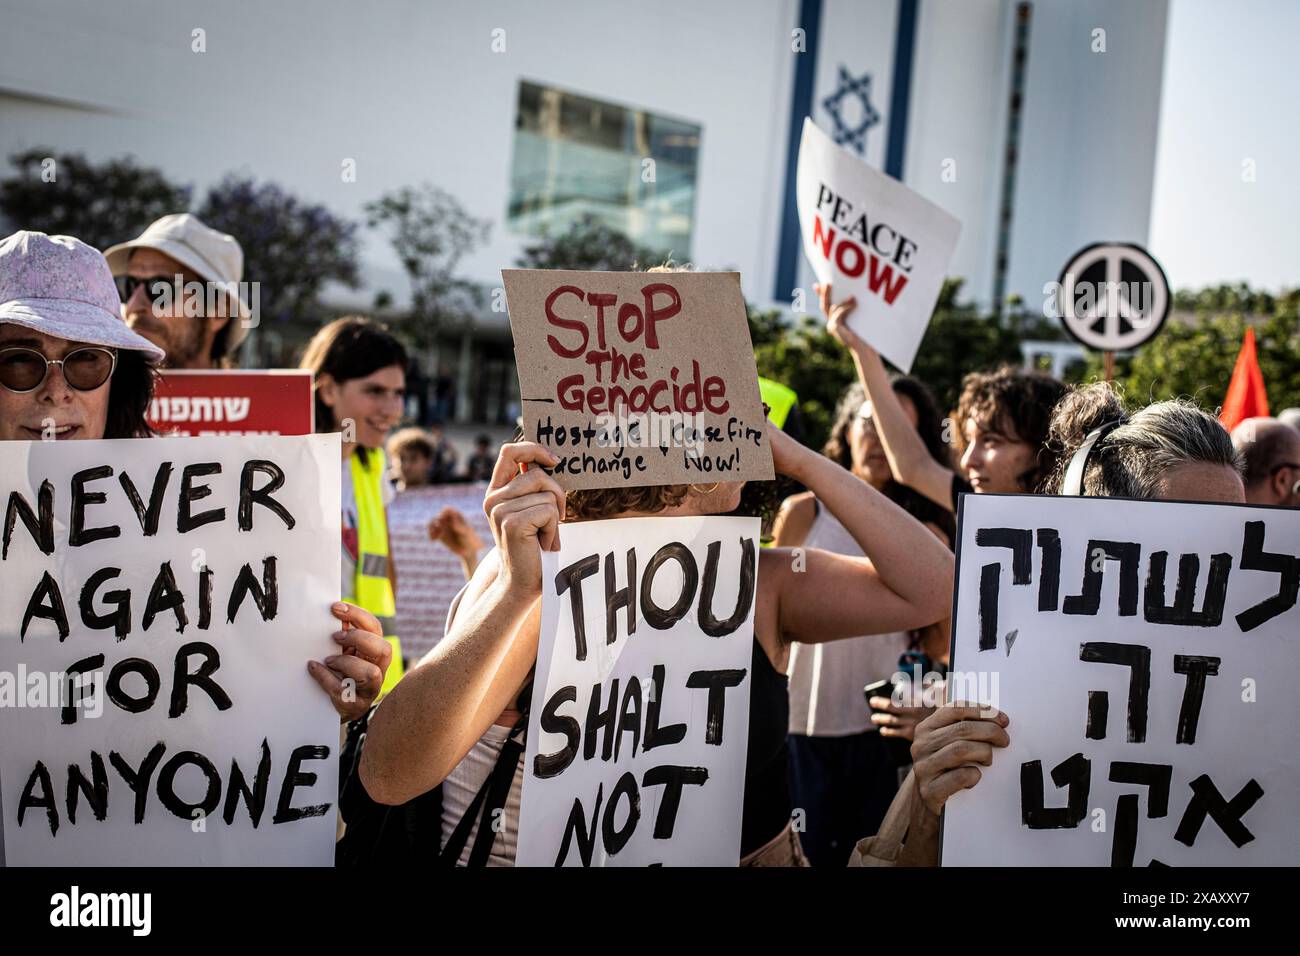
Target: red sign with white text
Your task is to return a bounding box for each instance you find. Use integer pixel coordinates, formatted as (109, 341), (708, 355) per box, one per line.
(147, 370), (315, 436)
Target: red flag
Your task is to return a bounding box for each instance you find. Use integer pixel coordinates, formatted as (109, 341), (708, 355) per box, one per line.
(1220, 326), (1269, 432)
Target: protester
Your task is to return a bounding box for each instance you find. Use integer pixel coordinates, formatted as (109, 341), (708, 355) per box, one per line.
(817, 283), (1067, 511)
(361, 411), (955, 866)
(0, 230), (388, 721)
(428, 423), (459, 482)
(464, 433), (496, 481)
(104, 214), (250, 370)
(301, 316), (408, 695)
(388, 426), (437, 491)
(773, 377), (953, 867)
(893, 381), (1245, 865)
(1277, 407), (1300, 432)
(1231, 417), (1300, 507)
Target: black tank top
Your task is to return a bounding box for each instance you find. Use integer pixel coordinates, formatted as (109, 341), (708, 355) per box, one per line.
(741, 638), (791, 857)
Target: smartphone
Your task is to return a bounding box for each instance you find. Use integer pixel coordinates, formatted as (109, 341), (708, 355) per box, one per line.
(863, 678), (895, 711)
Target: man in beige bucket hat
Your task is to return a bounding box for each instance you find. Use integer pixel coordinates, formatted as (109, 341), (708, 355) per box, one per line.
(104, 213), (252, 369)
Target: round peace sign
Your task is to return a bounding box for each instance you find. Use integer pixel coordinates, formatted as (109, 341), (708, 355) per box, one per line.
(1057, 243), (1170, 352)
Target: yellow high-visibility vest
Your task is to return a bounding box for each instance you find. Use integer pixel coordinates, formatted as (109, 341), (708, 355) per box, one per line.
(344, 449), (404, 697)
(759, 377), (797, 430)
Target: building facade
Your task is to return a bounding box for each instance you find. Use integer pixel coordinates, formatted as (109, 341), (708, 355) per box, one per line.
(0, 0), (1167, 425)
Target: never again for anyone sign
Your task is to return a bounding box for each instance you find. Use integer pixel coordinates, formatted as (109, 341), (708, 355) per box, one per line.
(503, 269), (774, 491)
(517, 516), (758, 866)
(0, 435), (342, 866)
(942, 494), (1300, 866)
(796, 117), (961, 372)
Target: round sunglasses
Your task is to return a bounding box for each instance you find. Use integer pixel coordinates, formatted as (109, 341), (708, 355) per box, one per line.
(0, 346), (118, 393)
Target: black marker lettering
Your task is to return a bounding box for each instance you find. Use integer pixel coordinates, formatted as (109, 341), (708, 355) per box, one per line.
(534, 685), (580, 779)
(555, 554), (600, 661)
(685, 668), (746, 745)
(70, 465), (120, 547)
(272, 745), (332, 824)
(1079, 642), (1151, 742)
(177, 462), (224, 533)
(698, 538), (756, 637)
(118, 462), (173, 536)
(3, 480), (54, 558)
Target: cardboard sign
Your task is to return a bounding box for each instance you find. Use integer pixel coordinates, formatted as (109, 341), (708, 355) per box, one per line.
(0, 435), (342, 866)
(796, 117), (961, 372)
(941, 494), (1300, 866)
(147, 370), (315, 437)
(388, 482), (490, 660)
(517, 515), (759, 866)
(503, 270), (774, 491)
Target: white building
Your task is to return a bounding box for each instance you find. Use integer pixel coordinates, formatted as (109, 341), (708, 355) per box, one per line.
(0, 0), (1168, 424)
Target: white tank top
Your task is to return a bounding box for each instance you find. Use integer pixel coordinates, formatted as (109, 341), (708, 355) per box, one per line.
(786, 506), (909, 737)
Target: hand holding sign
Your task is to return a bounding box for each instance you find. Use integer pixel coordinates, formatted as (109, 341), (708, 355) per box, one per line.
(912, 703), (1011, 815)
(307, 601), (391, 722)
(483, 442), (566, 594)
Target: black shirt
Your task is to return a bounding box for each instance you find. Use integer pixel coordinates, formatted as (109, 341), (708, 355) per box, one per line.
(741, 639), (791, 857)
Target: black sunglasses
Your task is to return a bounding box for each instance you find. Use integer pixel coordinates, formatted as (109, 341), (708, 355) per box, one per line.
(0, 346), (118, 393)
(114, 274), (186, 306)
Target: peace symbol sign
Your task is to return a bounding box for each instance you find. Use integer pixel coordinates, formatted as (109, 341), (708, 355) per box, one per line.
(1057, 243), (1170, 351)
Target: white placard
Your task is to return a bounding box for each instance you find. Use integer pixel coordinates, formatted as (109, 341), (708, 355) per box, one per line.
(942, 494), (1300, 866)
(517, 515), (758, 866)
(0, 435), (342, 866)
(796, 117), (961, 372)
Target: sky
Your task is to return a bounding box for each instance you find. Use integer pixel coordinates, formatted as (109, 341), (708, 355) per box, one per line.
(1149, 0), (1300, 293)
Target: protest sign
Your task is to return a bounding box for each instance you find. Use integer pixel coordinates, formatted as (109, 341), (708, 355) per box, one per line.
(0, 434), (342, 866)
(147, 370), (315, 437)
(503, 269), (774, 491)
(388, 482), (490, 659)
(941, 494), (1299, 866)
(796, 117), (960, 372)
(517, 515), (759, 866)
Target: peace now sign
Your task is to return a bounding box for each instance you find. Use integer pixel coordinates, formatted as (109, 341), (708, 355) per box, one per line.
(1055, 242), (1171, 352)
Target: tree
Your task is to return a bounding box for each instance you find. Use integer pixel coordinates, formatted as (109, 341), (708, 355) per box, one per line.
(197, 175), (361, 325)
(365, 184), (491, 349)
(516, 214), (669, 272)
(0, 148), (191, 251)
(752, 279), (1073, 449)
(1088, 286), (1300, 411)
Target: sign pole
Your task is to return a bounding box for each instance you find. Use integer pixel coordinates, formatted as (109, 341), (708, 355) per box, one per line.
(1103, 350), (1115, 383)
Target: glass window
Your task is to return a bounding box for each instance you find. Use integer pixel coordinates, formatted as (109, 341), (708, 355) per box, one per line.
(507, 80), (701, 257)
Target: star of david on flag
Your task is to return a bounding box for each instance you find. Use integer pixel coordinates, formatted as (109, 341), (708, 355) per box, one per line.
(821, 65), (880, 155)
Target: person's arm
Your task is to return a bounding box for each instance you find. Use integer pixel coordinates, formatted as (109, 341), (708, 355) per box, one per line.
(764, 424), (955, 644)
(360, 442), (563, 805)
(817, 282), (956, 512)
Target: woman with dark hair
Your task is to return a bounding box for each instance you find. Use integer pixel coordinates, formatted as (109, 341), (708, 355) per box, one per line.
(300, 316), (417, 696)
(772, 375), (954, 866)
(817, 283), (1068, 509)
(0, 231), (162, 441)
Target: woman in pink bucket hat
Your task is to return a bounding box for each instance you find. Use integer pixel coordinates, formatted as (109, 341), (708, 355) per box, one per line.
(0, 230), (392, 727)
(0, 230), (164, 441)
